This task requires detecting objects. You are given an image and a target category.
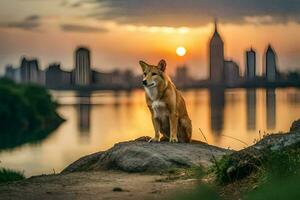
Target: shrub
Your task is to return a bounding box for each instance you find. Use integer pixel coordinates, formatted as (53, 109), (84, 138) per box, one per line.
(0, 79), (64, 149)
(0, 168), (25, 183)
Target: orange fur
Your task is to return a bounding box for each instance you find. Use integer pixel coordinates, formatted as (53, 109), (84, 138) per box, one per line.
(139, 59), (192, 143)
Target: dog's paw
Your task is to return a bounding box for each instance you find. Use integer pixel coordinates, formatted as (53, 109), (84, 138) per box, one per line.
(169, 137), (178, 143)
(148, 137), (160, 143)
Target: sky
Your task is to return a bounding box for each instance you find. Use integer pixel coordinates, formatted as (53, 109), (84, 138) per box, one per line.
(0, 0), (300, 79)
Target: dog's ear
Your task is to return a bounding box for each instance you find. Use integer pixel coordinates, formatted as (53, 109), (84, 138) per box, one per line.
(139, 60), (148, 72)
(158, 59), (166, 72)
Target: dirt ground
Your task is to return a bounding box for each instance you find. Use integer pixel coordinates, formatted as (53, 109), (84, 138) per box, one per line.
(0, 171), (198, 200)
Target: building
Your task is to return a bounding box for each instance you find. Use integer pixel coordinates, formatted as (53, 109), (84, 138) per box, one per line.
(74, 47), (91, 85)
(174, 65), (189, 88)
(209, 20), (224, 84)
(265, 45), (277, 82)
(245, 48), (256, 80)
(224, 60), (241, 87)
(20, 57), (40, 84)
(4, 65), (17, 80)
(45, 63), (71, 88)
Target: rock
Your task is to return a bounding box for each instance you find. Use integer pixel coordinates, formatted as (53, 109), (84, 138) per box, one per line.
(290, 119), (300, 132)
(62, 137), (231, 174)
(112, 187), (124, 192)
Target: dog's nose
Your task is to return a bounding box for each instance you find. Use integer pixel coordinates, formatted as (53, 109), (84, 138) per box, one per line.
(142, 80), (147, 86)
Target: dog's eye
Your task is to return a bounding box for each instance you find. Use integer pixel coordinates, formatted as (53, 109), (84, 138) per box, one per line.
(152, 72), (157, 76)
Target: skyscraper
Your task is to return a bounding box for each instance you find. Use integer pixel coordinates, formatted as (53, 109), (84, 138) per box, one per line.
(74, 47), (91, 85)
(265, 45), (277, 82)
(246, 48), (256, 80)
(209, 20), (224, 84)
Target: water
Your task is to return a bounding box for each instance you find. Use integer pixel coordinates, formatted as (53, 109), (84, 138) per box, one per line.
(0, 88), (300, 177)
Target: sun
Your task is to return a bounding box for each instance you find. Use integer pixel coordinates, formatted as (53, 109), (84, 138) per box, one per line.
(176, 46), (186, 57)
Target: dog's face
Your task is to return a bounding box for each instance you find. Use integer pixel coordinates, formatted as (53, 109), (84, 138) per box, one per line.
(139, 59), (167, 88)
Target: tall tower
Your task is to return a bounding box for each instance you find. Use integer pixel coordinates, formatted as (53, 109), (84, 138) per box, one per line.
(246, 48), (256, 80)
(209, 20), (224, 84)
(74, 47), (91, 85)
(265, 45), (277, 82)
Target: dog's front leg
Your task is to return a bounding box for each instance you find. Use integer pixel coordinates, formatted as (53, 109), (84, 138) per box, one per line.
(169, 113), (178, 143)
(148, 117), (160, 142)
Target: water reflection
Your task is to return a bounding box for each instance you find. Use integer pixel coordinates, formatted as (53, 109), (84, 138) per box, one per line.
(76, 92), (91, 139)
(266, 89), (276, 129)
(246, 89), (257, 130)
(1, 88), (300, 177)
(209, 88), (225, 135)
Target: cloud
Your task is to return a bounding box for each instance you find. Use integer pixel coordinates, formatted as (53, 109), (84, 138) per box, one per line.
(87, 0), (300, 27)
(0, 15), (41, 30)
(61, 23), (108, 33)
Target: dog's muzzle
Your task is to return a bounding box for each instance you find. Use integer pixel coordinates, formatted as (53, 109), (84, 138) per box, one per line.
(142, 80), (147, 86)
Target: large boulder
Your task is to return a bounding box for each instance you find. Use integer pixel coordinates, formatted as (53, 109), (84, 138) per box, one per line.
(62, 137), (231, 173)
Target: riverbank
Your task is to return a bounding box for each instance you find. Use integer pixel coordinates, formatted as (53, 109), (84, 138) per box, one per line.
(0, 79), (64, 150)
(0, 119), (300, 200)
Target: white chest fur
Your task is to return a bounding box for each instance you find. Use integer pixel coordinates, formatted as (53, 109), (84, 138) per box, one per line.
(151, 100), (169, 118)
(145, 87), (158, 101)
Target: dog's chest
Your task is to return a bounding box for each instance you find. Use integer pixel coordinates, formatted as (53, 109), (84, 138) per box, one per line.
(151, 100), (169, 119)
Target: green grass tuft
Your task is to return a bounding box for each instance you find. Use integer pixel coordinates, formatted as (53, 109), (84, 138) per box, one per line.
(0, 168), (25, 183)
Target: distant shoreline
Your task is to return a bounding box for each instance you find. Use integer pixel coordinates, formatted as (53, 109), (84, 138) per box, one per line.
(48, 82), (300, 91)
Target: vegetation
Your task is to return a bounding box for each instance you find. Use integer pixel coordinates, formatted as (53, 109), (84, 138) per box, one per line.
(0, 78), (64, 149)
(0, 168), (25, 183)
(157, 166), (204, 182)
(172, 138), (300, 199)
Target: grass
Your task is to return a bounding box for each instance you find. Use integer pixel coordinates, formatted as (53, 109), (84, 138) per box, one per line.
(157, 166), (204, 182)
(0, 168), (25, 183)
(168, 129), (300, 200)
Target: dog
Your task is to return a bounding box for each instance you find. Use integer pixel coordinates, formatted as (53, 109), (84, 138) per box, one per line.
(139, 59), (192, 143)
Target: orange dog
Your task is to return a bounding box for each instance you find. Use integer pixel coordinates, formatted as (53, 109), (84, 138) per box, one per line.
(139, 59), (192, 143)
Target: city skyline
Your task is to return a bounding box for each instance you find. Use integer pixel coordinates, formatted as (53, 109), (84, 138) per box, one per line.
(2, 22), (288, 84)
(1, 1), (300, 79)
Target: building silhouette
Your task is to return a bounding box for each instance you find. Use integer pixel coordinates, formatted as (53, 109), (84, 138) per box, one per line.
(209, 20), (224, 84)
(224, 60), (240, 87)
(246, 48), (256, 80)
(20, 57), (41, 84)
(265, 45), (278, 82)
(45, 63), (71, 88)
(174, 65), (189, 88)
(4, 65), (19, 82)
(5, 57), (44, 85)
(74, 47), (91, 85)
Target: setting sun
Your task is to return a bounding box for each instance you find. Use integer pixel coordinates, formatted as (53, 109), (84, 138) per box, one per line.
(176, 46), (187, 56)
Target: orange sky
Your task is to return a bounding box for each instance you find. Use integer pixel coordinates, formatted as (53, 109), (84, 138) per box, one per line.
(0, 0), (300, 79)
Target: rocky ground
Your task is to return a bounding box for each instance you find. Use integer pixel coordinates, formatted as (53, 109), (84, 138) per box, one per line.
(1, 119), (300, 200)
(0, 171), (198, 200)
(0, 137), (229, 200)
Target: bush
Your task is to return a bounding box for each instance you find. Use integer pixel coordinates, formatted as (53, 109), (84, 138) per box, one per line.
(210, 150), (262, 185)
(0, 79), (64, 149)
(260, 147), (300, 183)
(0, 168), (25, 183)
